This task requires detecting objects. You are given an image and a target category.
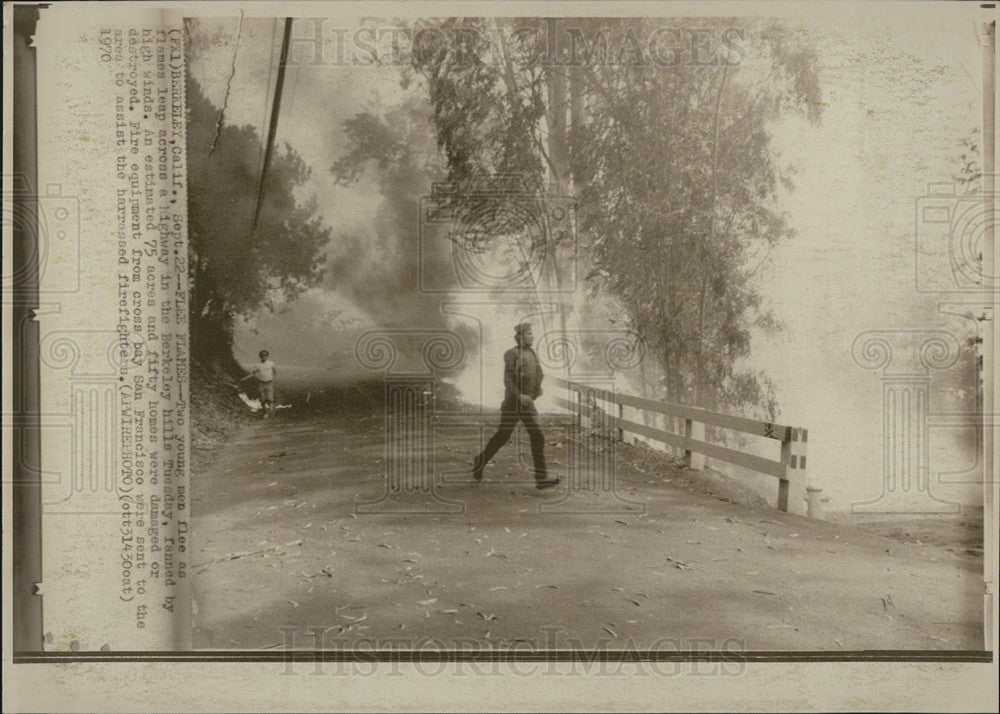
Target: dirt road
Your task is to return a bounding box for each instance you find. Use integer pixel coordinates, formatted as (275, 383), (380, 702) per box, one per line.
(191, 412), (984, 651)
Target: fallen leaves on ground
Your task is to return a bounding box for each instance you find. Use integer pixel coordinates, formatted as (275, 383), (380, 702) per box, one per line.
(665, 556), (693, 570)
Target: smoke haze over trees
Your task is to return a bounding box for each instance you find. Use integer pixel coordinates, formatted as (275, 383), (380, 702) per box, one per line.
(325, 96), (454, 333)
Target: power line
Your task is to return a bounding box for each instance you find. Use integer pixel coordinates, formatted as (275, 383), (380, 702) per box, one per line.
(285, 50), (303, 122)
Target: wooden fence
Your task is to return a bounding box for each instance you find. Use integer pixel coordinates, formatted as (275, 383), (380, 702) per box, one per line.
(548, 376), (809, 515)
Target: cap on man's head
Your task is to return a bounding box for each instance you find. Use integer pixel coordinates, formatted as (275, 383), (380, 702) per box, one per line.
(259, 350), (269, 357)
(514, 322), (533, 335)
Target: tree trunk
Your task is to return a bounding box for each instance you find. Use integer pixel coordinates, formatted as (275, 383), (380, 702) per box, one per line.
(569, 64), (584, 187)
(190, 301), (244, 379)
(693, 65), (730, 410)
(545, 66), (569, 191)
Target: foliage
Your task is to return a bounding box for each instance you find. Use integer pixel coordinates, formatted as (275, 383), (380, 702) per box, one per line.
(954, 126), (983, 190)
(575, 20), (820, 414)
(409, 18), (550, 192)
(952, 126), (985, 410)
(406, 18), (822, 416)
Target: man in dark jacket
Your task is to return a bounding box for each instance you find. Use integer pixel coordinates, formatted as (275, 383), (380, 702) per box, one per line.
(472, 323), (560, 490)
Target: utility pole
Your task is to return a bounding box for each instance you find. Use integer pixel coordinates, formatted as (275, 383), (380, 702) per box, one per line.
(250, 17), (293, 238)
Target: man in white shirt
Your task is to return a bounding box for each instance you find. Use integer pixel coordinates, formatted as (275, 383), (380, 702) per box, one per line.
(242, 350), (277, 418)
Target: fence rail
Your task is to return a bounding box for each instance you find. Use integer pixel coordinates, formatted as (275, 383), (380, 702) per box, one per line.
(548, 376), (809, 515)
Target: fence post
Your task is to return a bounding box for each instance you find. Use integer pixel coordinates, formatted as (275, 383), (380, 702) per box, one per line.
(778, 428), (808, 515)
(684, 419), (706, 470)
(617, 402), (624, 442)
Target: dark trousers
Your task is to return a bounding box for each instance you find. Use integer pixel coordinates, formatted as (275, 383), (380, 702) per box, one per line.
(475, 408), (548, 480)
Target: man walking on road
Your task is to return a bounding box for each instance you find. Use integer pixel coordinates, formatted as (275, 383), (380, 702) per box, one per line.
(242, 349), (277, 418)
(473, 323), (560, 490)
